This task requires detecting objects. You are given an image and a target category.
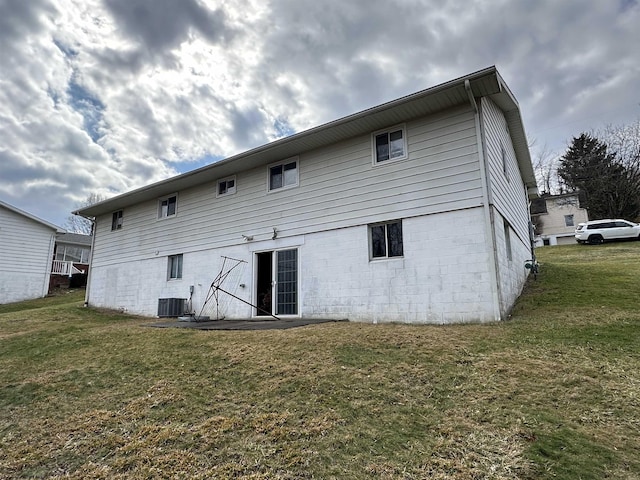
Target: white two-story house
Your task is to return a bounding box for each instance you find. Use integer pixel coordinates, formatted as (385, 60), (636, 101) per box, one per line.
(77, 66), (538, 324)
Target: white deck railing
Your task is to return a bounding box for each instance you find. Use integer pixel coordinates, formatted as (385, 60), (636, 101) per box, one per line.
(51, 260), (85, 276)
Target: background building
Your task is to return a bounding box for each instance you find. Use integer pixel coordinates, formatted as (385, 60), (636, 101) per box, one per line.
(531, 192), (589, 246)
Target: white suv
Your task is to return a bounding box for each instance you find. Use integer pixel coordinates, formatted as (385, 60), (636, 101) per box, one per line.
(575, 219), (640, 244)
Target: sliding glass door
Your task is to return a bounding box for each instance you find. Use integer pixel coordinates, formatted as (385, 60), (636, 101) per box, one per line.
(255, 249), (298, 316)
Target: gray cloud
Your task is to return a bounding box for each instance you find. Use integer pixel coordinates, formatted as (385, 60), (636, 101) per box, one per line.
(0, 0), (639, 228)
(103, 0), (234, 65)
(0, 0), (55, 48)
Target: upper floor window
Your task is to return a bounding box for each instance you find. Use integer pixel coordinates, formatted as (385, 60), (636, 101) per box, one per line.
(111, 210), (123, 231)
(501, 144), (509, 181)
(373, 125), (407, 164)
(217, 176), (236, 197)
(269, 158), (298, 191)
(369, 220), (404, 259)
(158, 194), (177, 219)
(167, 254), (183, 280)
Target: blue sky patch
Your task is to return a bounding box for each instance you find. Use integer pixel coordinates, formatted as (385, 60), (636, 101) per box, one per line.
(173, 153), (226, 174)
(67, 78), (105, 143)
(273, 117), (296, 139)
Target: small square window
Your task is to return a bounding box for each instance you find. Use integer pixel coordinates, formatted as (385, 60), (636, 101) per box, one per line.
(158, 194), (177, 219)
(168, 254), (183, 280)
(111, 210), (123, 231)
(217, 176), (236, 196)
(373, 125), (407, 164)
(564, 215), (575, 227)
(269, 158), (298, 191)
(369, 220), (403, 259)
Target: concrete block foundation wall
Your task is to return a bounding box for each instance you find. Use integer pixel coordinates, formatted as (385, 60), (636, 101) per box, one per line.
(87, 208), (517, 324)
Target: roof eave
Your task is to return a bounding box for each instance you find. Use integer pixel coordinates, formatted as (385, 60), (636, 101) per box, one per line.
(0, 200), (63, 232)
(78, 66), (539, 215)
(487, 72), (538, 199)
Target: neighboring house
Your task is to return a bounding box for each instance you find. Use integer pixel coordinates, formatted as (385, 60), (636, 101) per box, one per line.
(530, 193), (589, 246)
(49, 232), (92, 291)
(0, 200), (62, 304)
(77, 66), (538, 324)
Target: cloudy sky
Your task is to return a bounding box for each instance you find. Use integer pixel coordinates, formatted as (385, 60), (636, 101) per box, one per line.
(1, 0), (639, 228)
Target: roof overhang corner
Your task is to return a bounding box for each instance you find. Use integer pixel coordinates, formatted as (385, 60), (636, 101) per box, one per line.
(527, 185), (540, 200)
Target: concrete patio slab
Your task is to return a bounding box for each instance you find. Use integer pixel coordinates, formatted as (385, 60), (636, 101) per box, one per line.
(144, 317), (348, 331)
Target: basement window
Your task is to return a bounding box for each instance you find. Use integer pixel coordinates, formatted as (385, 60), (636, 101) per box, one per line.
(168, 254), (183, 280)
(503, 219), (513, 261)
(369, 220), (404, 259)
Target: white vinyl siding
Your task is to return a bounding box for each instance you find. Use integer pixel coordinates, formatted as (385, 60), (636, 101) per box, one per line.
(481, 97), (530, 244)
(0, 205), (56, 303)
(88, 105), (481, 269)
(481, 98), (533, 318)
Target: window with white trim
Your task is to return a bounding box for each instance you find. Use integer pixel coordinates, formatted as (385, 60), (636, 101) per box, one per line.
(269, 158), (298, 191)
(111, 210), (123, 231)
(373, 125), (407, 164)
(158, 194), (177, 219)
(369, 220), (404, 259)
(217, 176), (236, 197)
(168, 254), (183, 280)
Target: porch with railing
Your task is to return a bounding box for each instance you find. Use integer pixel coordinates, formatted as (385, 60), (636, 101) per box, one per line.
(51, 260), (85, 276)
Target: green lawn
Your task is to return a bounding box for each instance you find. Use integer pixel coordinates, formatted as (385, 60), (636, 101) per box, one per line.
(1, 243), (639, 479)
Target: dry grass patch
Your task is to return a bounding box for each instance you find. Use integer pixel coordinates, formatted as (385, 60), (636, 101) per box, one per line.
(2, 244), (640, 478)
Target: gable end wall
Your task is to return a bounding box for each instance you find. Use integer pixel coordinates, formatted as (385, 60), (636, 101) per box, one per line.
(0, 206), (55, 303)
(480, 97), (532, 316)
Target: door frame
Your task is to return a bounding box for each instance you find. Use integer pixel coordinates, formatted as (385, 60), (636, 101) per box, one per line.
(252, 247), (300, 318)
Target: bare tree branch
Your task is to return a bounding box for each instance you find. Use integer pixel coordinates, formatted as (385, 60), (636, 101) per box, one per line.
(64, 193), (107, 234)
(531, 143), (559, 195)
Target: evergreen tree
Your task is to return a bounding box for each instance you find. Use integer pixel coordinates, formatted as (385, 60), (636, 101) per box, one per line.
(558, 133), (640, 220)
